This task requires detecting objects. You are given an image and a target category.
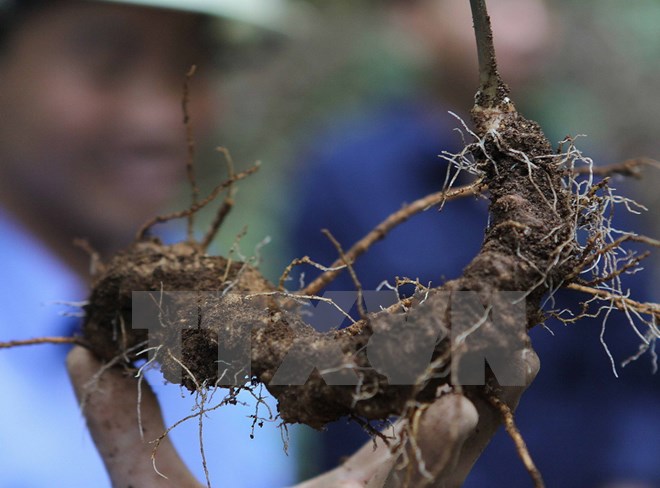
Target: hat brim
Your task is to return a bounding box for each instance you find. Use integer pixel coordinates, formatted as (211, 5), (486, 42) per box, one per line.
(99, 0), (314, 36)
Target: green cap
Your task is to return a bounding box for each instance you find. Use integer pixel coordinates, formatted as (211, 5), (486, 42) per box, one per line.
(0, 0), (315, 37)
(98, 0), (314, 36)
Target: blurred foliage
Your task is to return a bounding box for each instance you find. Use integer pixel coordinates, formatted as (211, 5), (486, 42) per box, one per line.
(189, 0), (660, 281)
(531, 0), (660, 157)
(532, 0), (660, 266)
(196, 2), (418, 281)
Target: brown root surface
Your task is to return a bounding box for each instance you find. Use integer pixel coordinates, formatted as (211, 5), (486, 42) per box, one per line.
(83, 238), (273, 361)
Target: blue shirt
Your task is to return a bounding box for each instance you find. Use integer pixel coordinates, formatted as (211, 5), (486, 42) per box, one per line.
(0, 209), (297, 487)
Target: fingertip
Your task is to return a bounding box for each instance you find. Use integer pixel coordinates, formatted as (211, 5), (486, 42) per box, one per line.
(523, 347), (541, 380)
(421, 393), (479, 437)
(66, 346), (102, 382)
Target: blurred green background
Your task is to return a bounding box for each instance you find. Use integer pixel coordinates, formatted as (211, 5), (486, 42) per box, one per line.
(185, 0), (659, 283)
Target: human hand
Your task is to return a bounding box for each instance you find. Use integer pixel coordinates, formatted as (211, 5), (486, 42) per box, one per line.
(67, 346), (204, 487)
(297, 347), (540, 488)
(67, 346), (539, 488)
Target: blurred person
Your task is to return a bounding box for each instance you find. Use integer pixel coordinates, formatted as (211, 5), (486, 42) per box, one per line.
(0, 3), (542, 486)
(288, 1), (659, 487)
(0, 1), (305, 486)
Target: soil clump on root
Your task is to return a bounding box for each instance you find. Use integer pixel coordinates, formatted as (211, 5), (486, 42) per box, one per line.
(83, 238), (274, 362)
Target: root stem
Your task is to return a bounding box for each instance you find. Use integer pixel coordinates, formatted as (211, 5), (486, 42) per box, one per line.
(0, 336), (88, 349)
(302, 181), (482, 296)
(567, 283), (659, 319)
(487, 393), (545, 488)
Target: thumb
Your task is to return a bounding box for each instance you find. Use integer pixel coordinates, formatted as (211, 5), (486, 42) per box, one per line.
(66, 346), (201, 487)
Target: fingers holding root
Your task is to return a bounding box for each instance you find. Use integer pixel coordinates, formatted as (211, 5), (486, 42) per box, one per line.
(296, 394), (478, 488)
(66, 346), (202, 487)
(384, 394), (479, 488)
(297, 347), (540, 488)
